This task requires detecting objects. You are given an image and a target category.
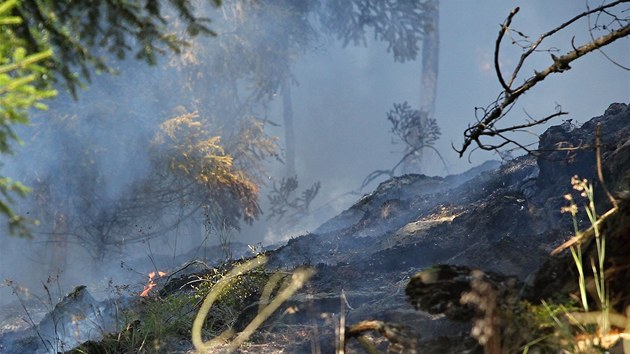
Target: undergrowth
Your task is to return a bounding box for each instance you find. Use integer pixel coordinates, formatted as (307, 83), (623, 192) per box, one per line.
(69, 257), (278, 354)
(507, 176), (619, 354)
(68, 255), (313, 354)
(75, 294), (197, 353)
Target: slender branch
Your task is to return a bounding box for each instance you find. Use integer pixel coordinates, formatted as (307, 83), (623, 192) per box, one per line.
(515, 21), (630, 96)
(508, 0), (630, 87)
(551, 205), (618, 255)
(495, 7), (519, 92)
(424, 145), (450, 173)
(587, 3), (630, 71)
(492, 111), (568, 135)
(360, 143), (448, 190)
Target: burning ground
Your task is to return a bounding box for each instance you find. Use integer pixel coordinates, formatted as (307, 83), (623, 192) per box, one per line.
(2, 102), (630, 353)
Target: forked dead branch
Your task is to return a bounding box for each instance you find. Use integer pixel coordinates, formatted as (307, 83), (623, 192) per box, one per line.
(456, 1), (630, 157)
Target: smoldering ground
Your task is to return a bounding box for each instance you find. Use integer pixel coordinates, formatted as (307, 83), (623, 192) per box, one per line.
(0, 0), (628, 320)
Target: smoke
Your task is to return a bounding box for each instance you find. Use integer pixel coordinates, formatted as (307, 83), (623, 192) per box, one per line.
(0, 0), (628, 317)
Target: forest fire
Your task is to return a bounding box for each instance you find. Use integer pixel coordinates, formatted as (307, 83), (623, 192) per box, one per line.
(139, 271), (167, 297)
(2, 0), (630, 352)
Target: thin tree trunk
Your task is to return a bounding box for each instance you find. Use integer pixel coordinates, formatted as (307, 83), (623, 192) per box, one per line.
(282, 77), (296, 177)
(420, 0), (439, 117)
(405, 0), (440, 173)
(50, 213), (68, 274)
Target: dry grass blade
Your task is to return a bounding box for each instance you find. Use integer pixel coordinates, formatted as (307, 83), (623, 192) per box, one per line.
(191, 256), (267, 352)
(191, 255), (315, 354)
(551, 206), (617, 256)
(225, 267), (315, 353)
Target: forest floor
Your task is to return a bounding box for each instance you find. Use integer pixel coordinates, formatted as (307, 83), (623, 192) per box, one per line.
(3, 102), (630, 353)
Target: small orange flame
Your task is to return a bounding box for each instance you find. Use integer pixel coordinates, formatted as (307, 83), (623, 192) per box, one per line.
(139, 271), (167, 297)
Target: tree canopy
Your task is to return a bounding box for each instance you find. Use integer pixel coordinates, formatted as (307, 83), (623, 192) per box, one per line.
(320, 0), (433, 62)
(0, 0), (223, 235)
(10, 0), (220, 95)
(1, 0), (56, 235)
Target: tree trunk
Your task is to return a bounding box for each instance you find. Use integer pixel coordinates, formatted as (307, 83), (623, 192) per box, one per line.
(50, 213), (68, 274)
(420, 0), (440, 117)
(404, 0), (440, 173)
(282, 77), (296, 177)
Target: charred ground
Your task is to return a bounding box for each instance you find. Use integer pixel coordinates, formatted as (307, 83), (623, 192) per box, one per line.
(2, 102), (630, 353)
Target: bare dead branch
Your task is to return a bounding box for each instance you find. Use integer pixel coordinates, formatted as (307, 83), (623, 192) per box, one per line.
(518, 21), (630, 93)
(508, 0), (630, 87)
(495, 7), (519, 92)
(587, 3), (630, 71)
(493, 111), (568, 135)
(551, 205), (618, 255)
(457, 2), (630, 157)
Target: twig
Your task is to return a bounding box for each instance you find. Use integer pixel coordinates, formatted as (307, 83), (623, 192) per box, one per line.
(551, 205), (618, 256)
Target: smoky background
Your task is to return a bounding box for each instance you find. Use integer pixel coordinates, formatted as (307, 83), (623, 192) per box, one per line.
(0, 0), (628, 306)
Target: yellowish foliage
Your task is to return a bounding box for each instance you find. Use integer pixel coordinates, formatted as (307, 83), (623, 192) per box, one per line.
(227, 116), (278, 181)
(152, 111), (265, 225)
(153, 112), (233, 185)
